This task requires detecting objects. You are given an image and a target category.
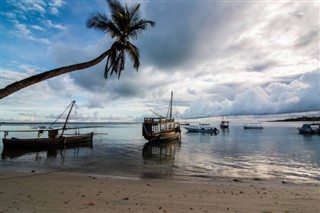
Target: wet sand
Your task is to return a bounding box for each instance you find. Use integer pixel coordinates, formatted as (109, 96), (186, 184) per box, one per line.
(1, 171), (319, 213)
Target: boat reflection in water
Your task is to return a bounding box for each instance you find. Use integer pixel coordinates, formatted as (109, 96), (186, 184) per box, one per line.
(1, 142), (93, 160)
(142, 139), (181, 178)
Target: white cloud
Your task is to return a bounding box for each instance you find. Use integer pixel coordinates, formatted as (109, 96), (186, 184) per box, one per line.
(183, 70), (320, 118)
(49, 0), (64, 8)
(44, 20), (67, 31)
(12, 0), (46, 15)
(14, 22), (32, 36)
(3, 12), (16, 19)
(31, 25), (45, 31)
(49, 0), (65, 15)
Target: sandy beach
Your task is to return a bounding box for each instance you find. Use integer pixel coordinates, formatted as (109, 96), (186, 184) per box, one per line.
(1, 170), (319, 213)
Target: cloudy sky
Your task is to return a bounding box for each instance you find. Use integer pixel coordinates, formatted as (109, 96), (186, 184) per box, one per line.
(1, 0), (319, 122)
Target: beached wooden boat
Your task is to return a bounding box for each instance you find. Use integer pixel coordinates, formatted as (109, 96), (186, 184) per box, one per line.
(3, 132), (94, 149)
(142, 91), (181, 142)
(184, 123), (219, 134)
(2, 101), (95, 150)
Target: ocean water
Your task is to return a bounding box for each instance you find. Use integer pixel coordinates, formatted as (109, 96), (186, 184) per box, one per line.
(1, 119), (319, 183)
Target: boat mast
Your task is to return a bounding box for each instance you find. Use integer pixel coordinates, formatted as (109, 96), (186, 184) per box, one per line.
(169, 91), (173, 118)
(60, 100), (76, 137)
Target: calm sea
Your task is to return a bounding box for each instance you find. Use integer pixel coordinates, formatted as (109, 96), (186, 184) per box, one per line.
(1, 118), (319, 183)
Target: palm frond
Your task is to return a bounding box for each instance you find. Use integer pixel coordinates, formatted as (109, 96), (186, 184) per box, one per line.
(91, 0), (155, 79)
(129, 19), (155, 39)
(86, 13), (108, 30)
(125, 42), (140, 71)
(87, 13), (122, 38)
(128, 3), (141, 24)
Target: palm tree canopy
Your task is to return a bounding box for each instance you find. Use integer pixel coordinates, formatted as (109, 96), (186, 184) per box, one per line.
(0, 0), (154, 99)
(86, 0), (155, 79)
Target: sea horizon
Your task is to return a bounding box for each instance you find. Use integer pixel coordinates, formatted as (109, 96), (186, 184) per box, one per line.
(1, 110), (319, 125)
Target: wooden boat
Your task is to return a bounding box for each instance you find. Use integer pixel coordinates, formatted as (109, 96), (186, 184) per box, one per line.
(243, 123), (263, 129)
(2, 101), (94, 150)
(142, 91), (181, 141)
(3, 132), (94, 149)
(297, 123), (320, 135)
(184, 123), (219, 134)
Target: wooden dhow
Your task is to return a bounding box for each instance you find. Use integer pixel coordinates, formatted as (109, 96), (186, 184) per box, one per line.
(142, 91), (181, 142)
(2, 101), (94, 150)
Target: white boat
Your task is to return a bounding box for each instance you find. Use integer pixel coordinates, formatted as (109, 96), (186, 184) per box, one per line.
(297, 123), (320, 135)
(243, 123), (263, 129)
(184, 123), (219, 134)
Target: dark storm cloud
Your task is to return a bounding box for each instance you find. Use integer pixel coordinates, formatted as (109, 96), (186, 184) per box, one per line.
(139, 1), (245, 70)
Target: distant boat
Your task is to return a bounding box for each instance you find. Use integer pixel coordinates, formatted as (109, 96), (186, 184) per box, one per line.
(2, 101), (94, 150)
(297, 123), (320, 135)
(243, 123), (263, 129)
(184, 123), (219, 134)
(142, 91), (181, 142)
(220, 116), (229, 129)
(180, 121), (190, 126)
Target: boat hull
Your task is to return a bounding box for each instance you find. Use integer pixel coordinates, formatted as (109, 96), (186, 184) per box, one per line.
(3, 132), (94, 149)
(184, 125), (219, 133)
(149, 132), (181, 142)
(142, 117), (181, 142)
(184, 128), (217, 133)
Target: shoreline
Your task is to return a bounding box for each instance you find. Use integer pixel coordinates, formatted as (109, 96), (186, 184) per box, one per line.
(1, 170), (319, 212)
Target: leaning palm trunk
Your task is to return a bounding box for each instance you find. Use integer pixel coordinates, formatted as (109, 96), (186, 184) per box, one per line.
(0, 50), (110, 99)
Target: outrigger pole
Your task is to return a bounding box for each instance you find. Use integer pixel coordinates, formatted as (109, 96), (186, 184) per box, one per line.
(60, 100), (76, 137)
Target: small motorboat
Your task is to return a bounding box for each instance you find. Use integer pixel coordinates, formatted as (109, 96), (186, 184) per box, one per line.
(297, 123), (320, 135)
(184, 123), (219, 134)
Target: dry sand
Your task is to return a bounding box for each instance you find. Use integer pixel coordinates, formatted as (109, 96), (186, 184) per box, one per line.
(1, 171), (319, 213)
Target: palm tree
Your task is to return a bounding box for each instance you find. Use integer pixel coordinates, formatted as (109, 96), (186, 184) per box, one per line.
(0, 0), (155, 99)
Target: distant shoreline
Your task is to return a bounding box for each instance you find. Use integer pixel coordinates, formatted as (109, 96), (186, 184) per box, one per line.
(270, 116), (320, 122)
